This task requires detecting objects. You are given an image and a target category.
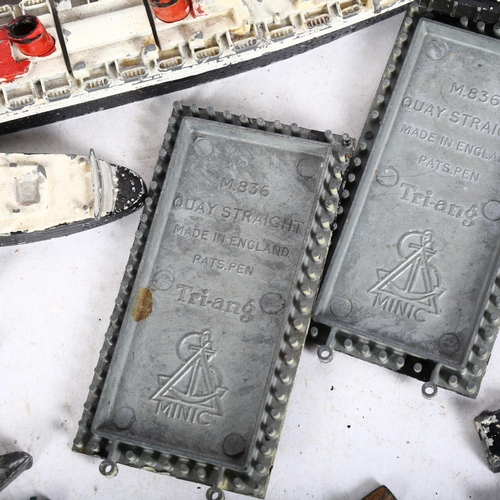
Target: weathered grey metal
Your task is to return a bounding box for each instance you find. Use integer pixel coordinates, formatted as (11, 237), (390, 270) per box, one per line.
(0, 451), (32, 492)
(311, 4), (500, 398)
(474, 408), (500, 473)
(73, 102), (354, 498)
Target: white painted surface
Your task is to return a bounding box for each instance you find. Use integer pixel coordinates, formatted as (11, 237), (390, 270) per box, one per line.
(1, 0), (411, 124)
(0, 151), (124, 233)
(0, 13), (499, 500)
(0, 153), (94, 233)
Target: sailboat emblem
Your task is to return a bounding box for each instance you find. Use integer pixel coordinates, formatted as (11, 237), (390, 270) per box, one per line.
(369, 230), (446, 321)
(152, 329), (227, 426)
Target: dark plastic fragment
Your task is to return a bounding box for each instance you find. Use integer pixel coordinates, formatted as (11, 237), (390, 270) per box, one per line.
(0, 451), (33, 492)
(475, 409), (500, 473)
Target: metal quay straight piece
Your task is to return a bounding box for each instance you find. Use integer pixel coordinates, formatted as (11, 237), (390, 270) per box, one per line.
(310, 2), (500, 399)
(73, 102), (355, 499)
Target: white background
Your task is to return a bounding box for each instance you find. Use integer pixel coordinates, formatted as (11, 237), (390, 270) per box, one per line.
(1, 12), (499, 500)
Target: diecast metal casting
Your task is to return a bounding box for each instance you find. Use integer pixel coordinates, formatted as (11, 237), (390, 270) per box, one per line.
(73, 102), (354, 499)
(311, 4), (500, 399)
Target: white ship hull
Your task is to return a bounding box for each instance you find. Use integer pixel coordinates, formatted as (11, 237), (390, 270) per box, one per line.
(0, 0), (411, 133)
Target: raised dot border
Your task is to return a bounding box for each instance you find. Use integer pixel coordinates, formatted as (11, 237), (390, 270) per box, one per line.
(308, 2), (500, 399)
(72, 102), (355, 498)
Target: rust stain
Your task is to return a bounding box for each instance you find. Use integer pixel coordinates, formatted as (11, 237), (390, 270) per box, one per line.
(119, 57), (140, 68)
(133, 287), (153, 321)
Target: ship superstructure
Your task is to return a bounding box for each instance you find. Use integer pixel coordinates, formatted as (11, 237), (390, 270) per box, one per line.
(0, 0), (410, 133)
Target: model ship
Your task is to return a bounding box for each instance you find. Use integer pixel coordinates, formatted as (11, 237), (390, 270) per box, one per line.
(0, 150), (146, 245)
(0, 0), (413, 133)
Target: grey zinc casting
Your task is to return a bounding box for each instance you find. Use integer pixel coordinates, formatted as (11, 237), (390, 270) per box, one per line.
(93, 117), (333, 468)
(74, 103), (354, 499)
(311, 7), (500, 398)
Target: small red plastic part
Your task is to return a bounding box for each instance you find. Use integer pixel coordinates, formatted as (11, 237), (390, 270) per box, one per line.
(191, 1), (206, 17)
(150, 0), (192, 23)
(6, 15), (56, 57)
(0, 28), (31, 82)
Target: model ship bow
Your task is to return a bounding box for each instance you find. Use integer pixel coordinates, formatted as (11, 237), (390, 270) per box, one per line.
(0, 149), (147, 246)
